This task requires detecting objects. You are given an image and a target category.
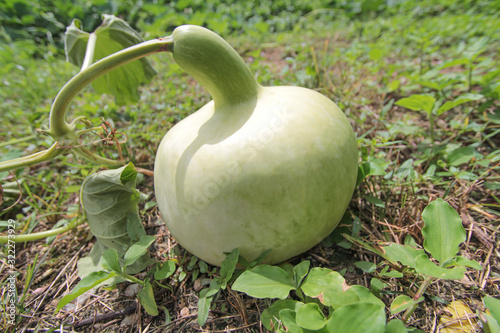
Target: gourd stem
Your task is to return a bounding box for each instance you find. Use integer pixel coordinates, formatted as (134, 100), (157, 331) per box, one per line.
(0, 134), (36, 147)
(72, 146), (123, 167)
(48, 37), (173, 139)
(0, 142), (65, 173)
(0, 217), (85, 243)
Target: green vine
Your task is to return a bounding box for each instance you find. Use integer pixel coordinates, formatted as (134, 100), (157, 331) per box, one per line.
(0, 37), (173, 173)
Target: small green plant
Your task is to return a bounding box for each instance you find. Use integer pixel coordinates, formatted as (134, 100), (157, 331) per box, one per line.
(395, 92), (483, 150)
(47, 162), (175, 317)
(195, 248), (272, 326)
(441, 37), (489, 93)
(196, 248), (239, 326)
(231, 260), (396, 332)
(54, 235), (173, 316)
(225, 198), (482, 332)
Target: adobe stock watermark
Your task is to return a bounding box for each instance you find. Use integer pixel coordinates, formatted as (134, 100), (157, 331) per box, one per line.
(4, 219), (17, 327)
(181, 102), (294, 218)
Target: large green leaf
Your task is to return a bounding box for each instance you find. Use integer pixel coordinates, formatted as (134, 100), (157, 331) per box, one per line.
(421, 199), (466, 264)
(64, 15), (157, 105)
(326, 302), (386, 333)
(349, 285), (385, 308)
(301, 267), (344, 297)
(77, 163), (153, 278)
(232, 265), (295, 299)
(64, 19), (90, 68)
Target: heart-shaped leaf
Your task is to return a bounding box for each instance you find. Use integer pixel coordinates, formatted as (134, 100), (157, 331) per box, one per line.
(77, 163), (153, 278)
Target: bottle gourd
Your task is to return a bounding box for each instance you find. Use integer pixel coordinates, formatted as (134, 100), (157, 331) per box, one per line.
(154, 25), (358, 266)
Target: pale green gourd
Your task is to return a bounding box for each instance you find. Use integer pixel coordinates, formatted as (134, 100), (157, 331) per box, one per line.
(154, 25), (358, 266)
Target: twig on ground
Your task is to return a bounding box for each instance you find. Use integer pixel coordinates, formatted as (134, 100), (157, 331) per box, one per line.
(72, 303), (138, 328)
(461, 212), (494, 249)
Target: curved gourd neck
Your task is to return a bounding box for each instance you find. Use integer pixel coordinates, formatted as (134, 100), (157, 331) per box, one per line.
(171, 25), (260, 109)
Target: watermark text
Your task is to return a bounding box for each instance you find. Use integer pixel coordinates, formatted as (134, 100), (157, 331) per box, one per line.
(5, 219), (17, 326)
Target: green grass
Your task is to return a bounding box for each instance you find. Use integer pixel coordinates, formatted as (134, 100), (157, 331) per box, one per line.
(0, 0), (499, 332)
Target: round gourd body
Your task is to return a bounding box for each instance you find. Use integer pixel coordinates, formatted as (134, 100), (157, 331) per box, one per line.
(154, 85), (358, 266)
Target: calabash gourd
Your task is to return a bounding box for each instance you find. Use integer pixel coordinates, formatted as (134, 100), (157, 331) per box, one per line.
(154, 25), (358, 266)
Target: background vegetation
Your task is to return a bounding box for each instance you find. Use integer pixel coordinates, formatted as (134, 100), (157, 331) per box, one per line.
(1, 0), (498, 332)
